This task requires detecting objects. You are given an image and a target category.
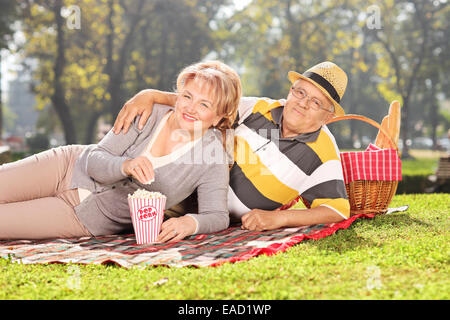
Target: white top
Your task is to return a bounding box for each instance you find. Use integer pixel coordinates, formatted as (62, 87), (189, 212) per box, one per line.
(140, 111), (202, 169)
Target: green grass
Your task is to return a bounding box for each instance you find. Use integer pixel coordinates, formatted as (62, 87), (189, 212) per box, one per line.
(402, 149), (448, 176)
(402, 157), (438, 176)
(1, 193), (448, 300)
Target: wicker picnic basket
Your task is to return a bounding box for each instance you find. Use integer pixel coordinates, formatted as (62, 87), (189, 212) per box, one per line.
(326, 114), (400, 215)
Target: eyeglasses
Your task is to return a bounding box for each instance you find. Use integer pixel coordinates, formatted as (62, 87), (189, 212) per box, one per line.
(290, 86), (334, 113)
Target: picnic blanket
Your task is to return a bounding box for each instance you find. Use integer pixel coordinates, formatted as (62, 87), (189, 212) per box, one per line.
(0, 206), (408, 268)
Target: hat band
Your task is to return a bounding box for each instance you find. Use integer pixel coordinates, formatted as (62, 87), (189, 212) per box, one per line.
(302, 71), (341, 104)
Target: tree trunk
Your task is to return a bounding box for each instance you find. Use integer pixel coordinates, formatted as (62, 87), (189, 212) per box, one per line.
(430, 79), (438, 150)
(0, 54), (3, 143)
(84, 110), (103, 144)
(400, 96), (412, 159)
(154, 0), (170, 90)
(108, 0), (145, 121)
(347, 44), (357, 147)
(285, 0), (302, 66)
(81, 0), (116, 144)
(51, 0), (77, 144)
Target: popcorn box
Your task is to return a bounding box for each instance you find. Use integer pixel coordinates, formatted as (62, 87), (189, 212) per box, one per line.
(128, 190), (166, 245)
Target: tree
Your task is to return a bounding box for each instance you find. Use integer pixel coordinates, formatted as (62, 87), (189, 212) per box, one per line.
(52, 0), (77, 144)
(0, 0), (18, 142)
(100, 0), (230, 140)
(216, 0), (388, 147)
(18, 0), (230, 144)
(413, 2), (450, 148)
(217, 0), (449, 153)
(19, 0), (77, 144)
(368, 0), (448, 158)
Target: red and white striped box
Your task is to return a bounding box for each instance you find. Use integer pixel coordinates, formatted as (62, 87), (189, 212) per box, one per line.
(128, 193), (166, 245)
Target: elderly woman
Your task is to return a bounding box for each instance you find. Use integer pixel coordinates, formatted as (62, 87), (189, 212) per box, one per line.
(0, 60), (242, 242)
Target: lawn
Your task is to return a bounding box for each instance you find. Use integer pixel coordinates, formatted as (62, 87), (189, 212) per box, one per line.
(0, 193), (448, 300)
(402, 150), (445, 176)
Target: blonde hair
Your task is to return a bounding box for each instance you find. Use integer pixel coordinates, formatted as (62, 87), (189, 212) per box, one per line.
(176, 60), (242, 133)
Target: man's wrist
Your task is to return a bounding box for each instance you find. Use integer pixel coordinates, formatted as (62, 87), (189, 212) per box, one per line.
(142, 89), (177, 107)
(279, 210), (293, 227)
(278, 208), (306, 227)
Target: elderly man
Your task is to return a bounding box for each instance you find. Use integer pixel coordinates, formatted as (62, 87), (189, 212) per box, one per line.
(113, 61), (350, 231)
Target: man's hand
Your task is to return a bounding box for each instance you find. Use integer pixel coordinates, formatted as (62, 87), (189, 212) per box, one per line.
(241, 209), (287, 232)
(113, 90), (154, 134)
(156, 216), (197, 243)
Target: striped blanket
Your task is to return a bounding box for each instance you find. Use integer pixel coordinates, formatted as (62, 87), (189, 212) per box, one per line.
(0, 207), (407, 268)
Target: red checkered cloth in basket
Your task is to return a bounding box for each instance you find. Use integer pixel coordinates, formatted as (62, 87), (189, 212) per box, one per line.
(340, 144), (402, 184)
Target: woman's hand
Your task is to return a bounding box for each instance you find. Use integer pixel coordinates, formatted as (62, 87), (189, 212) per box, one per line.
(122, 156), (155, 184)
(156, 216), (197, 243)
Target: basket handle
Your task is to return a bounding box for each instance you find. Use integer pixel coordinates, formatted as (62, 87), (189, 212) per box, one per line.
(326, 114), (399, 151)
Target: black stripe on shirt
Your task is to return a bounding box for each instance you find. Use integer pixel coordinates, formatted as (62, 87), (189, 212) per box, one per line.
(243, 112), (279, 134)
(278, 140), (323, 176)
(301, 179), (348, 204)
(229, 163), (282, 210)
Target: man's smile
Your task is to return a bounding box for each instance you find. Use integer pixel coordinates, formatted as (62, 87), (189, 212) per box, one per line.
(291, 106), (305, 117)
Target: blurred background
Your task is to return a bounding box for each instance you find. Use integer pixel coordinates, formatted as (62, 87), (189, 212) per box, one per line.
(0, 1), (449, 181)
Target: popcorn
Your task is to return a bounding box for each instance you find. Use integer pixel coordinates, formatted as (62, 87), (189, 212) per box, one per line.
(128, 189), (166, 199)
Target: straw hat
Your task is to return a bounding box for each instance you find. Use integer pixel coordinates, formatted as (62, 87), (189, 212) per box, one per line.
(288, 61), (348, 117)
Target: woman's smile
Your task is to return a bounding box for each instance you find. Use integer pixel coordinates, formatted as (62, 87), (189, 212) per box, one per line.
(182, 112), (198, 122)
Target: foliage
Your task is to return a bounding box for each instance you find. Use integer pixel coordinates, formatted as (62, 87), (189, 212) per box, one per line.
(364, 0), (449, 156)
(216, 0), (449, 150)
(4, 0), (449, 151)
(18, 0), (230, 144)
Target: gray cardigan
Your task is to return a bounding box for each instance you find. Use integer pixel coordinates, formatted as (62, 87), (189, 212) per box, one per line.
(70, 104), (230, 236)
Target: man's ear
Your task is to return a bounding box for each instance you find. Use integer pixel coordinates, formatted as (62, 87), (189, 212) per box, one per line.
(324, 111), (335, 124)
(287, 86), (294, 99)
